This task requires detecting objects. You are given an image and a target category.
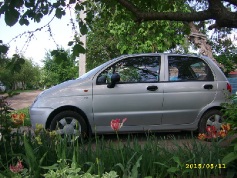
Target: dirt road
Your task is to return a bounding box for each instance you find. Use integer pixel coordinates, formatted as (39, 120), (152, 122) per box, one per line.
(2, 90), (42, 110)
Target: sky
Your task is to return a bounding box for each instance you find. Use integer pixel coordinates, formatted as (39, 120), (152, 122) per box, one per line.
(0, 11), (78, 67)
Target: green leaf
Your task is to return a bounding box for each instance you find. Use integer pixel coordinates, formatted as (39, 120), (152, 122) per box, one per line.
(167, 167), (180, 173)
(131, 155), (142, 178)
(68, 41), (74, 46)
(35, 13), (43, 23)
(234, 143), (237, 151)
(173, 156), (182, 167)
(10, 0), (24, 8)
(24, 136), (37, 170)
(80, 23), (88, 35)
(19, 18), (29, 26)
(50, 50), (59, 56)
(5, 8), (20, 26)
(73, 44), (85, 56)
(55, 8), (65, 19)
(0, 45), (9, 54)
(69, 0), (76, 4)
(25, 0), (34, 8)
(0, 4), (8, 15)
(41, 163), (59, 170)
(75, 3), (84, 11)
(222, 152), (237, 164)
(42, 4), (49, 15)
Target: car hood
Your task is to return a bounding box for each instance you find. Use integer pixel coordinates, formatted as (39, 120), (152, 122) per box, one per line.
(39, 77), (91, 98)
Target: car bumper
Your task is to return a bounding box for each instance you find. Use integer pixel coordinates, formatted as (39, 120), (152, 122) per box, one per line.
(29, 107), (54, 129)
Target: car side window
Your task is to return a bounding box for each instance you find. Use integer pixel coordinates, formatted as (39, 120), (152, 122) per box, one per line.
(97, 56), (160, 84)
(168, 56), (214, 81)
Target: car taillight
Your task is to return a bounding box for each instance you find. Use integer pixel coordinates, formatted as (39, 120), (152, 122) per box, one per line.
(227, 83), (232, 93)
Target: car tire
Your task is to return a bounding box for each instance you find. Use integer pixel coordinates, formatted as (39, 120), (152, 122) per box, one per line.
(50, 110), (88, 138)
(198, 109), (223, 133)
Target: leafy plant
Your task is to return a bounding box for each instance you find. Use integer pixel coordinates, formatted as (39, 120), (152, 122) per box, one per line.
(221, 97), (237, 129)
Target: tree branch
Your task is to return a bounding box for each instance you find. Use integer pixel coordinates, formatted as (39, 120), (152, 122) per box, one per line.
(116, 0), (237, 29)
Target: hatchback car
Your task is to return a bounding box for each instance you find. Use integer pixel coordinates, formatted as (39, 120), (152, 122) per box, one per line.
(30, 53), (232, 136)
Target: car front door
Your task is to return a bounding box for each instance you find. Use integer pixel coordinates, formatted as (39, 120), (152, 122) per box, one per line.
(162, 55), (217, 125)
(92, 55), (164, 132)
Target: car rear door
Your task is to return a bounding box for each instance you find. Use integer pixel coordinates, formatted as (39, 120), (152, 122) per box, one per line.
(162, 55), (217, 125)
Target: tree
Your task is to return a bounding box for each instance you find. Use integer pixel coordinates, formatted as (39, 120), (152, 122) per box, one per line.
(15, 59), (41, 90)
(86, 17), (121, 71)
(86, 1), (191, 71)
(1, 0), (237, 56)
(42, 49), (78, 87)
(0, 56), (40, 90)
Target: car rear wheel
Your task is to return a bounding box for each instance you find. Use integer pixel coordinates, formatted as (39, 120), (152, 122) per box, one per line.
(50, 110), (88, 138)
(198, 109), (223, 133)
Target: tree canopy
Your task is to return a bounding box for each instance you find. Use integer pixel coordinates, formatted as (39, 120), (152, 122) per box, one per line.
(0, 0), (236, 70)
(1, 0), (237, 29)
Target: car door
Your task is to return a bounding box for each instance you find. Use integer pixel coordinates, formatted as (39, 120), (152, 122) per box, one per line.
(162, 55), (217, 125)
(92, 55), (164, 131)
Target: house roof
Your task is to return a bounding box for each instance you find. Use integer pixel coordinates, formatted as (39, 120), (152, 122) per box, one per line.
(229, 71), (237, 75)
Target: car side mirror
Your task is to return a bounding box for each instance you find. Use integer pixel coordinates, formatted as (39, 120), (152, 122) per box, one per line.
(107, 73), (120, 88)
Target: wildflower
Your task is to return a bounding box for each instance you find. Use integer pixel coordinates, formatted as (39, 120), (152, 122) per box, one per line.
(35, 124), (44, 135)
(35, 136), (42, 145)
(221, 123), (231, 132)
(218, 130), (227, 138)
(198, 123), (231, 141)
(198, 133), (206, 140)
(11, 113), (25, 125)
(49, 130), (57, 138)
(110, 118), (127, 131)
(206, 125), (216, 133)
(9, 160), (24, 173)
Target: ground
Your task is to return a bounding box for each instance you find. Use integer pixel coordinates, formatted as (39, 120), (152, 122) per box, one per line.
(2, 90), (42, 110)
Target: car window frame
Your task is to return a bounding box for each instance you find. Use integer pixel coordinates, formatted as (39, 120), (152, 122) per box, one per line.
(167, 55), (214, 82)
(96, 55), (161, 85)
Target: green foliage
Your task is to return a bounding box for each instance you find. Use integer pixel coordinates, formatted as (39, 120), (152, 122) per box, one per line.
(0, 57), (41, 91)
(212, 37), (237, 74)
(0, 41), (8, 55)
(0, 120), (233, 178)
(42, 49), (78, 87)
(0, 97), (14, 137)
(86, 14), (120, 71)
(221, 96), (237, 129)
(85, 0), (190, 71)
(6, 54), (25, 73)
(43, 161), (118, 178)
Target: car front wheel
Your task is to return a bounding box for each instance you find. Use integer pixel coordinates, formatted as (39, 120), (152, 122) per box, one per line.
(50, 110), (88, 138)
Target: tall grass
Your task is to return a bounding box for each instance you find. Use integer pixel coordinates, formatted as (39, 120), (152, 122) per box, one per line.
(0, 129), (230, 177)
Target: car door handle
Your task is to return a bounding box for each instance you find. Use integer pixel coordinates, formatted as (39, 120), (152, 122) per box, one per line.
(147, 86), (158, 91)
(204, 84), (213, 89)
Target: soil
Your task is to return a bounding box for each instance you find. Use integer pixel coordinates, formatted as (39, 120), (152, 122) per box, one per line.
(1, 90), (42, 110)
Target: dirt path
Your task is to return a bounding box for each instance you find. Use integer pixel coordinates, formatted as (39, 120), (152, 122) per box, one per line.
(2, 90), (42, 110)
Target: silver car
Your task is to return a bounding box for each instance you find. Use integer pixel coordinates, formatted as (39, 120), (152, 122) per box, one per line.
(30, 53), (232, 136)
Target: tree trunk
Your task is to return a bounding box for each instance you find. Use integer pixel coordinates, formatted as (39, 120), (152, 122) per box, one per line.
(188, 22), (223, 69)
